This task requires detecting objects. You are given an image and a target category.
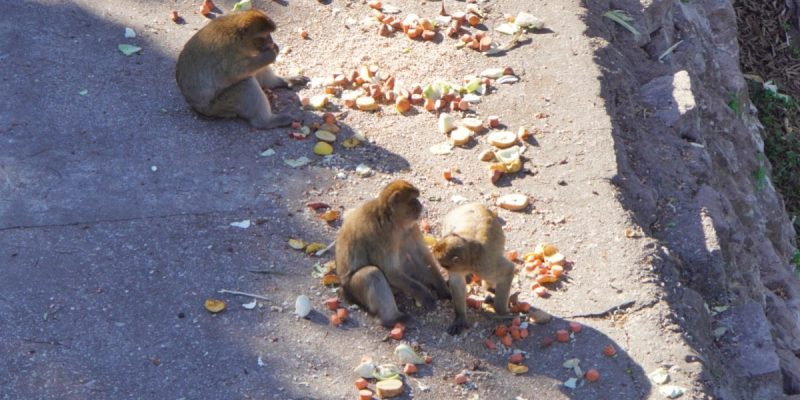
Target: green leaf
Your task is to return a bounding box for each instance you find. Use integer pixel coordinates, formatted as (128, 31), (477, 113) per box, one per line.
(117, 44), (142, 56)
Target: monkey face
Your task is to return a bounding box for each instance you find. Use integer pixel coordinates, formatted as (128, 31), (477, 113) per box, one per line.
(432, 235), (470, 272)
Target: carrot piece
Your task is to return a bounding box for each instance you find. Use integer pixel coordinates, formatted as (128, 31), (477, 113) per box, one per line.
(585, 368), (600, 382)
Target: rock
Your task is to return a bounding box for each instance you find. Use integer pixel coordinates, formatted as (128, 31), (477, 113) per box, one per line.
(717, 302), (783, 400)
(638, 70), (696, 127)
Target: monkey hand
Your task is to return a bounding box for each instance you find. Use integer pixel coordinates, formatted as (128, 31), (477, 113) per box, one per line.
(447, 317), (469, 335)
(414, 292), (437, 311)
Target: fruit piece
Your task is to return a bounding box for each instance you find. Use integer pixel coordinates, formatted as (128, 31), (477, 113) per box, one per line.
(500, 334), (513, 347)
(204, 299), (226, 313)
(518, 302), (532, 313)
(309, 95), (328, 109)
(510, 326), (521, 340)
(517, 127), (531, 140)
(299, 29), (309, 39)
(603, 345), (617, 357)
(462, 117), (483, 131)
(520, 327), (529, 338)
(488, 115), (500, 128)
(438, 113), (456, 134)
(569, 321), (582, 333)
(295, 295), (312, 317)
(368, 0), (382, 9)
(421, 30), (436, 41)
(556, 329), (569, 343)
(497, 194), (529, 211)
(536, 274), (558, 284)
(490, 169), (504, 185)
(324, 297), (340, 311)
(314, 130), (336, 142)
(395, 96), (411, 113)
(530, 309), (552, 324)
(543, 244), (559, 257)
(551, 264), (565, 277)
(479, 149), (496, 162)
(488, 130), (518, 148)
(546, 252), (566, 266)
(407, 27), (421, 39)
(478, 36), (492, 52)
(540, 336), (554, 348)
(321, 273), (340, 286)
(450, 126), (472, 146)
(359, 389), (373, 400)
(330, 314), (342, 326)
(356, 96), (378, 111)
(424, 355), (433, 364)
(200, 0), (215, 16)
(454, 373), (468, 385)
(511, 316), (521, 327)
(442, 169), (453, 181)
(404, 363), (417, 374)
(495, 325), (508, 337)
(337, 308), (349, 320)
(288, 238), (306, 250)
(390, 327), (404, 340)
(376, 379), (404, 397)
(467, 13), (480, 26)
(355, 378), (369, 390)
(170, 10), (182, 23)
(484, 338), (496, 349)
(507, 362), (529, 375)
(506, 250), (518, 262)
(585, 368), (600, 382)
(313, 141), (333, 156)
(509, 353), (524, 364)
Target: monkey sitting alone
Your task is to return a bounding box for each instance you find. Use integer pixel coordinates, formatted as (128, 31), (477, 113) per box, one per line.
(432, 202), (515, 335)
(175, 9), (306, 129)
(335, 180), (450, 327)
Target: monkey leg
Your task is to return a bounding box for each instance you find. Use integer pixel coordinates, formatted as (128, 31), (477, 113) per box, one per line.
(255, 67), (309, 90)
(403, 247), (450, 301)
(383, 265), (437, 310)
(491, 263), (514, 315)
(447, 273), (469, 335)
(345, 266), (406, 327)
(210, 77), (293, 129)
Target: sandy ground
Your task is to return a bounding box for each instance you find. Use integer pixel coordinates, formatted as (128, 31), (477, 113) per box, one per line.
(1, 0), (708, 399)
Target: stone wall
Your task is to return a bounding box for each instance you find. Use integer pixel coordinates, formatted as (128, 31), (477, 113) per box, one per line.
(583, 0), (800, 397)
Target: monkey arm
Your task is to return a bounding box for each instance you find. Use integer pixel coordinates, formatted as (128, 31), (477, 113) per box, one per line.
(382, 261), (437, 310)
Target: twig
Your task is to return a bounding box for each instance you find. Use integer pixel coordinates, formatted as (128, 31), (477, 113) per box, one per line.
(567, 300), (636, 319)
(658, 40), (684, 62)
(218, 289), (271, 301)
(314, 240), (336, 257)
(246, 269), (288, 275)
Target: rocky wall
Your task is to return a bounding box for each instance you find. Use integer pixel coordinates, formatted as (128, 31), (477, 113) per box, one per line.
(583, 0), (800, 397)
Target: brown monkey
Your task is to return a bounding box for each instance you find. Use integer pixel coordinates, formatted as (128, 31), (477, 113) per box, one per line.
(175, 9), (305, 129)
(335, 180), (449, 327)
(432, 203), (515, 335)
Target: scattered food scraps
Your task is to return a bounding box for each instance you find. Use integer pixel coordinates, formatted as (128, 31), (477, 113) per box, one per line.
(204, 299), (226, 313)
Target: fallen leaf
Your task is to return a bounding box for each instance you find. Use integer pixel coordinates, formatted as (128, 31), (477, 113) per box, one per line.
(242, 300), (257, 310)
(305, 243), (327, 255)
(204, 299), (226, 313)
(78, 89), (88, 96)
(320, 210), (340, 222)
(284, 156), (312, 168)
(659, 385), (686, 399)
(232, 0), (252, 11)
(563, 377), (577, 389)
(117, 44), (142, 56)
(124, 27), (136, 38)
(288, 238), (306, 250)
(648, 367), (670, 385)
(230, 219), (251, 229)
(342, 137), (361, 149)
(259, 148), (276, 157)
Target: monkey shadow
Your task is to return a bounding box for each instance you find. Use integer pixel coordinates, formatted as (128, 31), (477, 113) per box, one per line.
(417, 307), (651, 399)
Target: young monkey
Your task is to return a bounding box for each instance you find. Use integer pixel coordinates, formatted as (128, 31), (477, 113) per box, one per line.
(432, 203), (515, 335)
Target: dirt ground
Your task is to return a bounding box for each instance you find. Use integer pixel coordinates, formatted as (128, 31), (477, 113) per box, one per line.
(1, 1), (713, 399)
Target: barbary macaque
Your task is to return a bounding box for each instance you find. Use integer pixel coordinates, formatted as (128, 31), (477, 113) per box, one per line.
(432, 203), (514, 335)
(175, 9), (306, 129)
(335, 180), (449, 327)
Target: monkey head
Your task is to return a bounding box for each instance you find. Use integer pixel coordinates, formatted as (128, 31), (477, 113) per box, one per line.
(235, 10), (280, 58)
(432, 234), (481, 273)
(379, 180), (423, 228)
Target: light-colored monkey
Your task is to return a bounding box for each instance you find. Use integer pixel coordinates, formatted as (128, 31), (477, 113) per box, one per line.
(432, 203), (515, 335)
